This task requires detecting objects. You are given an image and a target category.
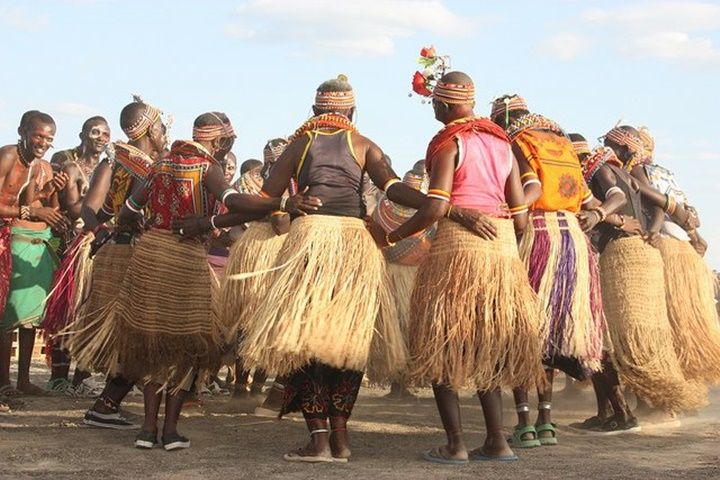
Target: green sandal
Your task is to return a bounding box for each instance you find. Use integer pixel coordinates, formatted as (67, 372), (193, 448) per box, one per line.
(509, 425), (541, 448)
(536, 423), (558, 446)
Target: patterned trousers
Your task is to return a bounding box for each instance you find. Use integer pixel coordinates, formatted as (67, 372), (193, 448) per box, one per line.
(281, 362), (363, 421)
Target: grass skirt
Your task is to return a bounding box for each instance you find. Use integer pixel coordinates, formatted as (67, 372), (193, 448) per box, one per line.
(63, 241), (134, 372)
(388, 263), (418, 337)
(409, 219), (546, 391)
(219, 222), (287, 347)
(600, 236), (706, 411)
(659, 237), (720, 385)
(519, 211), (604, 374)
(236, 215), (405, 380)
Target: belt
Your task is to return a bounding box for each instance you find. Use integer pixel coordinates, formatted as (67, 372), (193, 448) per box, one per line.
(12, 234), (48, 245)
(11, 233), (61, 265)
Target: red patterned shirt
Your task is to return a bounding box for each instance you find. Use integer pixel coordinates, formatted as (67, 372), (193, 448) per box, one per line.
(145, 141), (218, 230)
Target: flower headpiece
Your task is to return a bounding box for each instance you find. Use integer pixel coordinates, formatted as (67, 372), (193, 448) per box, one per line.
(411, 46), (451, 103)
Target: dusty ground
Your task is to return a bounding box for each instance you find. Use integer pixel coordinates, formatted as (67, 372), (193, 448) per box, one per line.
(1, 363), (719, 480)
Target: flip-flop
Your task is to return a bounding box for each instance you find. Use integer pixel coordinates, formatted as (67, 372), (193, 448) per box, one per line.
(422, 446), (469, 465)
(283, 450), (335, 463)
(469, 449), (519, 462)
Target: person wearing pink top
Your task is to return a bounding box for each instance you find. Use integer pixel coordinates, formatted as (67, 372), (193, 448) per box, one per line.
(373, 71), (546, 464)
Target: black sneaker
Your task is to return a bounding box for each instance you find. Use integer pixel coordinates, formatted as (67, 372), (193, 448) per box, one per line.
(83, 408), (139, 430)
(134, 430), (159, 449)
(591, 415), (641, 435)
(162, 433), (191, 451)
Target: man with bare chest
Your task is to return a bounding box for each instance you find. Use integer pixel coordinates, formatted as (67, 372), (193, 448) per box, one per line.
(0, 111), (68, 403)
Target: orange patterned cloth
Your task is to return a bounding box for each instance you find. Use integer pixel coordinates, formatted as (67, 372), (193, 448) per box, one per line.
(102, 142), (154, 217)
(514, 129), (591, 213)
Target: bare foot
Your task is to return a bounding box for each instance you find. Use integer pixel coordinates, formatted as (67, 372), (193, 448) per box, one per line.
(473, 433), (514, 458)
(330, 429), (352, 459)
(288, 435), (333, 460)
(431, 444), (468, 462)
(16, 382), (47, 396)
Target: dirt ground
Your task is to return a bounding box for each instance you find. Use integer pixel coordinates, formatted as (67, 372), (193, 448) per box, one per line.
(2, 363), (720, 480)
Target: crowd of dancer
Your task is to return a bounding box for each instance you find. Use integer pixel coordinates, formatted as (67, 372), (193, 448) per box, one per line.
(0, 65), (718, 463)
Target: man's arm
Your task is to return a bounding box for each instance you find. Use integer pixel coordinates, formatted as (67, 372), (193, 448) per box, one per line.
(60, 162), (83, 221)
(362, 139), (426, 209)
(504, 156), (529, 235)
(630, 166), (664, 236)
(371, 143), (456, 246)
(512, 143), (542, 206)
(80, 161), (113, 230)
(577, 166), (627, 232)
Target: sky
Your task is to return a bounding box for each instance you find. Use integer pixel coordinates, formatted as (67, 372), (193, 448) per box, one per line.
(1, 0), (719, 266)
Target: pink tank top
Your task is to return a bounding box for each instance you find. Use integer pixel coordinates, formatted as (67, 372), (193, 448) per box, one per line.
(451, 131), (512, 216)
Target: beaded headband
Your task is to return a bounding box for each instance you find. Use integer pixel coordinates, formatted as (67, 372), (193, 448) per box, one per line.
(490, 95), (528, 120)
(263, 139), (288, 164)
(604, 126), (644, 154)
(315, 76), (355, 110)
(433, 81), (475, 105)
(314, 90), (355, 109)
(192, 113), (236, 142)
(572, 140), (591, 156)
(125, 103), (162, 141)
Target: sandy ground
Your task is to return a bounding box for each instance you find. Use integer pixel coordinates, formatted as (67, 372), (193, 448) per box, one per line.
(2, 363), (720, 480)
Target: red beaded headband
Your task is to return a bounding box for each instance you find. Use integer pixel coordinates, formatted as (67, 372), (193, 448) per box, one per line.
(433, 81), (475, 105)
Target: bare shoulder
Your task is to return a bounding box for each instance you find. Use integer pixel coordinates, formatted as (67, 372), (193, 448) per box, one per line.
(61, 160), (81, 177)
(351, 131), (378, 151)
(0, 144), (18, 174)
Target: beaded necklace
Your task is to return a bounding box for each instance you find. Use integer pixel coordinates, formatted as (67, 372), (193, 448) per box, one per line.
(506, 113), (565, 141)
(289, 113), (356, 143)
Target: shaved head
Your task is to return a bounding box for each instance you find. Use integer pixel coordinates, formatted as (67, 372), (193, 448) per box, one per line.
(119, 102), (148, 133)
(439, 71), (473, 86)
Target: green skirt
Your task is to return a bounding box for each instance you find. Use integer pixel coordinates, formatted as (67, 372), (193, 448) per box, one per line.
(1, 226), (58, 331)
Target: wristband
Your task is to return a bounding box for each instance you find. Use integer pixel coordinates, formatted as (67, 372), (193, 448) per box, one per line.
(445, 204), (453, 218)
(210, 215), (218, 230)
(280, 196), (289, 212)
(590, 206), (607, 222)
(124, 198), (142, 214)
(383, 178), (400, 191)
(221, 188), (239, 204)
(385, 231), (397, 247)
(19, 205), (31, 220)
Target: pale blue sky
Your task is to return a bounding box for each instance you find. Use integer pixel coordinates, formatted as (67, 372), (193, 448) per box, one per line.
(1, 0), (718, 265)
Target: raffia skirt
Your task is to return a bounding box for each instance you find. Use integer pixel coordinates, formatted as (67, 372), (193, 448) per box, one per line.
(659, 237), (720, 385)
(388, 263), (418, 338)
(237, 215), (406, 380)
(219, 222), (287, 348)
(71, 229), (224, 387)
(63, 239), (134, 372)
(409, 218), (546, 391)
(600, 236), (706, 411)
(519, 211), (604, 375)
